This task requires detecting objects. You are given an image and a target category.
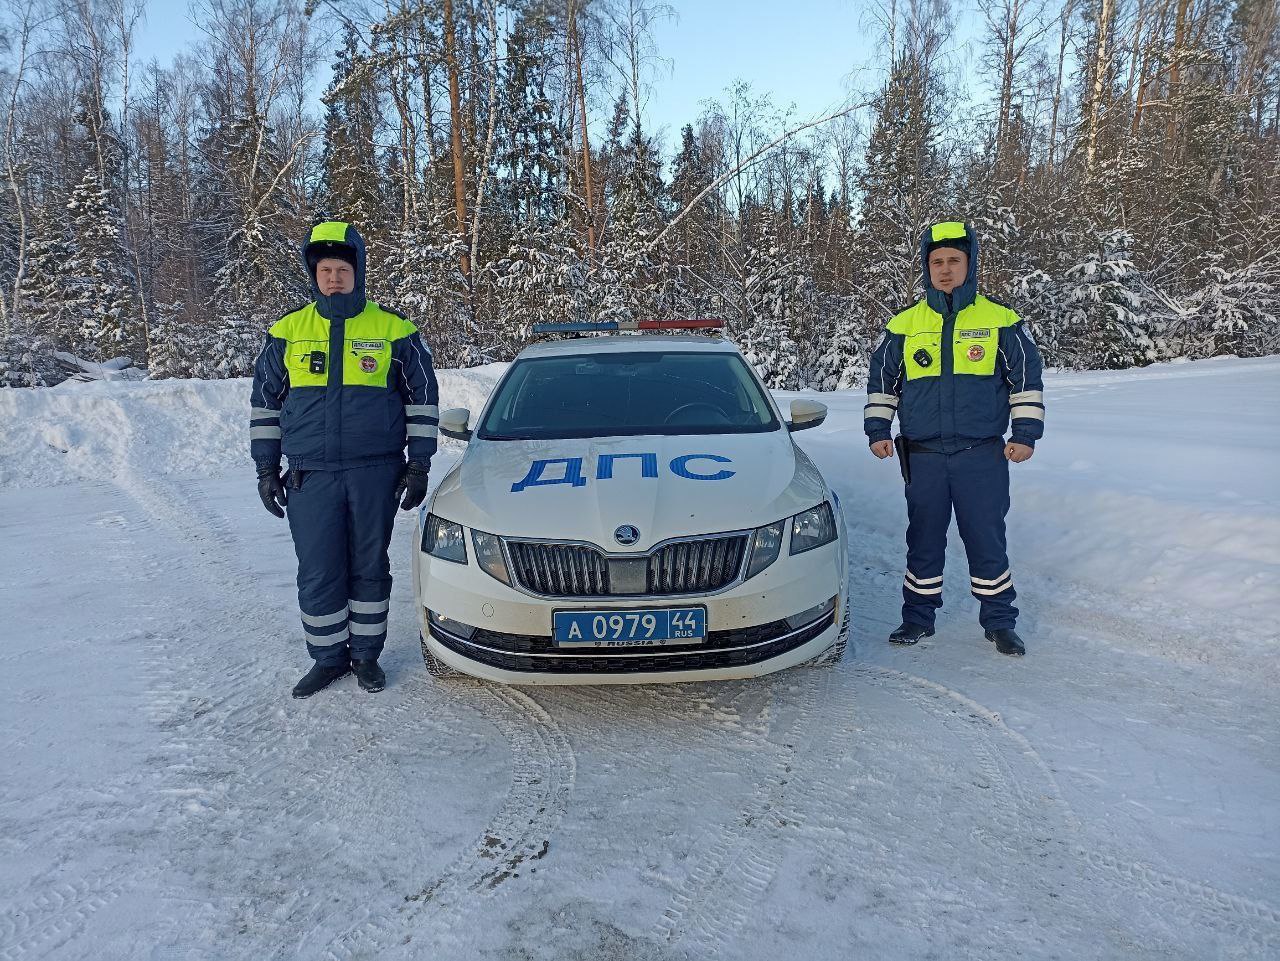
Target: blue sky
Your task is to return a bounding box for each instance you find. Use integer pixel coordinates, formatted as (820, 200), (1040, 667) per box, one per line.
(132, 1), (918, 152)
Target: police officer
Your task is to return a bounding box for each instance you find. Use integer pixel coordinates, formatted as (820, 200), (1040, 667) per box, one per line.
(250, 221), (439, 697)
(864, 222), (1045, 656)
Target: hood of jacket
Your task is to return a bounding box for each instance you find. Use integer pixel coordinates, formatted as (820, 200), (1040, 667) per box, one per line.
(920, 221), (979, 317)
(302, 220), (367, 321)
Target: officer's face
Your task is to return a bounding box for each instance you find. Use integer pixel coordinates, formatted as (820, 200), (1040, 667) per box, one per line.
(316, 258), (355, 295)
(928, 248), (968, 294)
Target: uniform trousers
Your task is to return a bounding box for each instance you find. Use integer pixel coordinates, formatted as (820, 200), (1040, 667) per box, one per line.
(901, 440), (1018, 631)
(284, 462), (402, 665)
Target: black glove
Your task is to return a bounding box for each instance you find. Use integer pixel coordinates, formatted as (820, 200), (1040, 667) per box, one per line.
(395, 461), (430, 511)
(256, 463), (287, 518)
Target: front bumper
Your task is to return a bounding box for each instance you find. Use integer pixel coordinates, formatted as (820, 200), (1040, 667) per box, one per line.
(414, 533), (845, 686)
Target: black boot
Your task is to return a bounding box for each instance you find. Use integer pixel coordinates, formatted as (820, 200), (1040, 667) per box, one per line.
(889, 622), (934, 645)
(292, 661), (351, 698)
(985, 628), (1025, 656)
(352, 658), (386, 693)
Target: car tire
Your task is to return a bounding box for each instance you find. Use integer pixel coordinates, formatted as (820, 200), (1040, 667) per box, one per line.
(420, 633), (460, 678)
(805, 602), (851, 667)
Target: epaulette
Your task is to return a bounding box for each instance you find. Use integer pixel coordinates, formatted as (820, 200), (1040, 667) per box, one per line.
(985, 296), (1014, 310)
(379, 305), (410, 321)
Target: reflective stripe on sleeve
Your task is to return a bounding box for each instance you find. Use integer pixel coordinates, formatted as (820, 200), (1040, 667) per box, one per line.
(405, 404), (439, 419)
(250, 407), (281, 421)
(349, 598), (390, 615)
(1010, 406), (1045, 420)
(301, 606), (349, 627)
(250, 426), (282, 440)
(1009, 390), (1044, 405)
(868, 393), (899, 407)
(407, 424), (439, 439)
(864, 406), (897, 421)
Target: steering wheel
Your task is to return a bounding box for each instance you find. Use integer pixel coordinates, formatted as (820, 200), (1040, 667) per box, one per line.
(663, 402), (728, 425)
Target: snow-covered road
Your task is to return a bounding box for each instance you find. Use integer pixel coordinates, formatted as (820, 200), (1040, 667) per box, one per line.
(1, 357), (1277, 960)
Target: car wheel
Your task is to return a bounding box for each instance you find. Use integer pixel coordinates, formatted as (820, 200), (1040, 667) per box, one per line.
(805, 602), (851, 667)
(420, 633), (460, 678)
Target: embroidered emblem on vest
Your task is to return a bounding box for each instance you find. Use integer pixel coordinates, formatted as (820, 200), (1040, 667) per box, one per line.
(967, 344), (986, 362)
(360, 356), (378, 373)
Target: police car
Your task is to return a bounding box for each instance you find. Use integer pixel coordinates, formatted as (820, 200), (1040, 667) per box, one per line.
(412, 320), (849, 684)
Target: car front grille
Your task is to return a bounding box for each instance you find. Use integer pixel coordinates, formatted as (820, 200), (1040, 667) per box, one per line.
(506, 541), (611, 596)
(646, 535), (748, 594)
(505, 533), (749, 598)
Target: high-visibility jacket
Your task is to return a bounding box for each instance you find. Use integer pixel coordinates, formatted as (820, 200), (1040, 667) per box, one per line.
(864, 222), (1045, 453)
(249, 221), (439, 470)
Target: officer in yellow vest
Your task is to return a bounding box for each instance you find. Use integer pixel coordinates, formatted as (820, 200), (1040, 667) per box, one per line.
(864, 222), (1045, 655)
(250, 222), (439, 696)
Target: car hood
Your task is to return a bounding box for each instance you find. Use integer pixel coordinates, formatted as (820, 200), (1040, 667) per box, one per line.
(429, 432), (829, 551)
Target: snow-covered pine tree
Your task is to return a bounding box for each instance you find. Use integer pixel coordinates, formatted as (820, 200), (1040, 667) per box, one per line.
(736, 205), (803, 389)
(1059, 228), (1157, 368)
(196, 94), (306, 378)
(383, 200), (474, 367)
(317, 21), (388, 289)
(20, 205), (79, 351)
(852, 51), (946, 326)
(594, 102), (670, 324)
(64, 166), (139, 361)
(145, 301), (184, 378)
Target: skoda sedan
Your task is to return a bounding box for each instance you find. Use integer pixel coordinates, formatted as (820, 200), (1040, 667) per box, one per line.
(411, 332), (849, 684)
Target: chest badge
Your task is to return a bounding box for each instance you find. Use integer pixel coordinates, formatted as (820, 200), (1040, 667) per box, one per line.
(360, 356), (378, 373)
(967, 344), (986, 362)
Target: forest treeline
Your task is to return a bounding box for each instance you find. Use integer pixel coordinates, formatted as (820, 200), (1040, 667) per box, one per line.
(0, 0), (1276, 387)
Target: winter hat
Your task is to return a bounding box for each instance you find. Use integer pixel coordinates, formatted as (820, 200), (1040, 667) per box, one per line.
(925, 221), (972, 257)
(306, 240), (358, 273)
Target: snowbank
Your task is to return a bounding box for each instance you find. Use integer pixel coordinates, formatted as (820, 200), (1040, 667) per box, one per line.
(0, 363), (507, 490)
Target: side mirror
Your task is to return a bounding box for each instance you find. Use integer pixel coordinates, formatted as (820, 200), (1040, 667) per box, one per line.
(787, 399), (827, 432)
(439, 407), (472, 441)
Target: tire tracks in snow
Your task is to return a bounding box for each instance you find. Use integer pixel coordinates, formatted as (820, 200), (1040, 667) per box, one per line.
(317, 681), (575, 961)
(849, 663), (1280, 957)
(652, 673), (823, 956)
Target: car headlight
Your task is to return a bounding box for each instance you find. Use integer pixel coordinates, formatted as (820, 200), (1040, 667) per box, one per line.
(471, 530), (511, 585)
(422, 514), (467, 564)
(790, 501), (837, 555)
(745, 521), (784, 580)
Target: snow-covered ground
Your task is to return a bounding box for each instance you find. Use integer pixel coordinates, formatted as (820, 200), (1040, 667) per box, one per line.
(1, 356), (1277, 960)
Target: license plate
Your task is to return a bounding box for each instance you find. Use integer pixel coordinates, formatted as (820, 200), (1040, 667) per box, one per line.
(553, 607), (706, 647)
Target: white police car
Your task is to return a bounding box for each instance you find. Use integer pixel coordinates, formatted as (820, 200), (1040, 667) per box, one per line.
(412, 321), (849, 684)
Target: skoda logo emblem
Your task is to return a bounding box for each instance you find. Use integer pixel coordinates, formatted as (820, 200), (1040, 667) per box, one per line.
(614, 525), (641, 546)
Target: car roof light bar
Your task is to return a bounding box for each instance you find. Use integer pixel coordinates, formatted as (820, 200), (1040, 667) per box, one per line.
(532, 318), (723, 335)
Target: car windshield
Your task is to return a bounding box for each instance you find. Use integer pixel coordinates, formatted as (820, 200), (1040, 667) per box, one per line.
(477, 350), (780, 440)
